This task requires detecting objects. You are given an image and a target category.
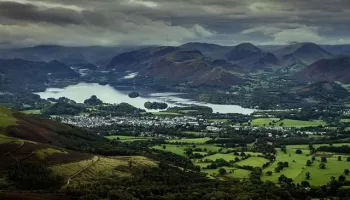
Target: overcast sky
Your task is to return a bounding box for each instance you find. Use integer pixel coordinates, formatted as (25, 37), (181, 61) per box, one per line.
(0, 0), (350, 47)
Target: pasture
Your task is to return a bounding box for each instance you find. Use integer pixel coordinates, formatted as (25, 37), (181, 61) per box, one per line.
(262, 144), (350, 186)
(166, 137), (211, 144)
(106, 135), (153, 142)
(250, 117), (326, 128)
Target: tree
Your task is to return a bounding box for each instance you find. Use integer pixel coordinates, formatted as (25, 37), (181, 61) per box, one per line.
(295, 149), (303, 154)
(347, 157), (350, 162)
(338, 156), (342, 161)
(219, 168), (227, 176)
(305, 172), (311, 180)
(274, 167), (281, 173)
(283, 161), (289, 168)
(266, 171), (273, 176)
(306, 160), (312, 166)
(312, 156), (316, 161)
(319, 163), (326, 169)
(321, 157), (327, 163)
(345, 169), (350, 175)
(301, 181), (310, 187)
(162, 145), (166, 150)
(339, 175), (346, 182)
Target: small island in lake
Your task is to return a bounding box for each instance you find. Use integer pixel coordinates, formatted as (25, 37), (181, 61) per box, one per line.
(144, 101), (168, 110)
(128, 92), (140, 98)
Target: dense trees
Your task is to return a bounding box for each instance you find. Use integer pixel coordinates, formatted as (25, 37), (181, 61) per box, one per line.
(8, 162), (64, 190)
(144, 101), (168, 110)
(84, 95), (103, 106)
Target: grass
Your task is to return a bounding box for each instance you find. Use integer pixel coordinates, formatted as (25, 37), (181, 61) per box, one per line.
(152, 144), (233, 157)
(21, 110), (41, 115)
(201, 167), (251, 179)
(51, 158), (94, 178)
(0, 134), (20, 144)
(35, 148), (67, 160)
(262, 145), (350, 186)
(249, 118), (326, 128)
(0, 107), (16, 128)
(167, 137), (211, 144)
(203, 153), (239, 162)
(236, 157), (269, 168)
(341, 119), (350, 123)
(105, 135), (153, 142)
(293, 155), (350, 186)
(278, 119), (326, 128)
(250, 118), (280, 126)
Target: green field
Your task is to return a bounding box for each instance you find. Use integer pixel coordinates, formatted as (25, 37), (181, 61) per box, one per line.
(0, 107), (16, 128)
(167, 137), (211, 144)
(202, 167), (251, 179)
(0, 134), (20, 144)
(35, 148), (67, 159)
(250, 118), (280, 126)
(152, 144), (233, 157)
(341, 119), (350, 123)
(21, 110), (41, 115)
(250, 118), (326, 128)
(236, 157), (269, 168)
(106, 135), (153, 142)
(278, 119), (326, 128)
(262, 144), (350, 186)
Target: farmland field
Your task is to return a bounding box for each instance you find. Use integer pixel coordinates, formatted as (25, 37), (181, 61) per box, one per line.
(152, 144), (233, 157)
(250, 117), (326, 128)
(262, 143), (350, 186)
(236, 157), (269, 168)
(167, 137), (211, 144)
(105, 135), (153, 142)
(250, 118), (280, 126)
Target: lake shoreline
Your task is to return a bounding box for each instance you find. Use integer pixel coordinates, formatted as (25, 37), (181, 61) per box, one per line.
(35, 82), (257, 114)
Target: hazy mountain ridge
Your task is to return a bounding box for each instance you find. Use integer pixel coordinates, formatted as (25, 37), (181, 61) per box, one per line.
(0, 45), (139, 67)
(294, 56), (350, 83)
(107, 46), (243, 86)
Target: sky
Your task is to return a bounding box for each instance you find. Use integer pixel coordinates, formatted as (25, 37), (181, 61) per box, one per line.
(0, 0), (350, 47)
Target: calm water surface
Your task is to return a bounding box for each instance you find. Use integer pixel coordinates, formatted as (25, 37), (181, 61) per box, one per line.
(35, 83), (256, 114)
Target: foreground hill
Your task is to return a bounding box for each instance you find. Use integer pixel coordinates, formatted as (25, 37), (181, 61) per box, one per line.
(294, 56), (350, 83)
(275, 42), (333, 66)
(107, 46), (243, 87)
(225, 43), (279, 71)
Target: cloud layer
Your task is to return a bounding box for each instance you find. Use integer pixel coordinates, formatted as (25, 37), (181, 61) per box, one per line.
(0, 0), (349, 47)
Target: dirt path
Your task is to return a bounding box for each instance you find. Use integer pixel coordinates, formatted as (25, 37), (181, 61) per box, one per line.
(0, 151), (35, 170)
(2, 141), (24, 156)
(64, 156), (99, 187)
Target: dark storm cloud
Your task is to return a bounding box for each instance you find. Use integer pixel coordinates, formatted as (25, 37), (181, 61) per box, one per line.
(0, 1), (106, 25)
(0, 0), (349, 47)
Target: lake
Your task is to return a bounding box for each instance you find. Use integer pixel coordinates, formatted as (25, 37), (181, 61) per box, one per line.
(35, 83), (256, 114)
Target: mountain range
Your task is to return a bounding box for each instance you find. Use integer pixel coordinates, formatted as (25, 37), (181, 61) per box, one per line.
(107, 46), (243, 87)
(0, 42), (349, 86)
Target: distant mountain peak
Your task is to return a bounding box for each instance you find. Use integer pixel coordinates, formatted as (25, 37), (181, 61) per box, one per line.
(234, 43), (262, 53)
